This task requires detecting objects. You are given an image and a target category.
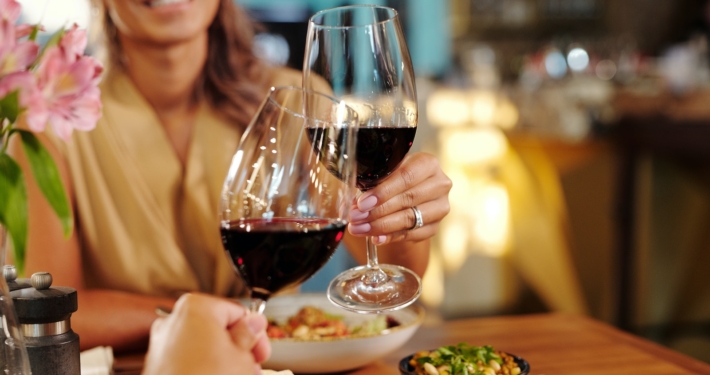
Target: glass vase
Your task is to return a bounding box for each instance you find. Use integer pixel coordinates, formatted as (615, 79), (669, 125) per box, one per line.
(0, 224), (32, 374)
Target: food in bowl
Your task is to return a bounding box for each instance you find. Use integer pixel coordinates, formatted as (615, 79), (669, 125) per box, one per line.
(402, 343), (528, 375)
(267, 305), (400, 340)
(262, 293), (423, 373)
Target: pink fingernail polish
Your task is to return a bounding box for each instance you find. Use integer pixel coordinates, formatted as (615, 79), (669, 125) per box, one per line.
(373, 235), (386, 245)
(358, 195), (378, 211)
(349, 223), (371, 235)
(349, 209), (369, 221)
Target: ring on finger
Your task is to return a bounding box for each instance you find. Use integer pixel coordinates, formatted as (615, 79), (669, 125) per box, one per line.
(410, 206), (424, 230)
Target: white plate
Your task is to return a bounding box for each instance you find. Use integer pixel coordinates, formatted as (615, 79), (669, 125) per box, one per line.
(262, 293), (424, 374)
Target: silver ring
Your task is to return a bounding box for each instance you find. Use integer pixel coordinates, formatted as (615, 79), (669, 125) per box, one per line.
(410, 206), (424, 230)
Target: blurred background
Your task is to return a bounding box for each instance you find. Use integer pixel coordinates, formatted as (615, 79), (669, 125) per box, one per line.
(18, 0), (710, 364)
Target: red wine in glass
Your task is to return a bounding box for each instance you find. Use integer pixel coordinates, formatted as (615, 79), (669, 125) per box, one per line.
(307, 126), (416, 190)
(219, 86), (358, 315)
(221, 218), (346, 302)
(355, 127), (416, 190)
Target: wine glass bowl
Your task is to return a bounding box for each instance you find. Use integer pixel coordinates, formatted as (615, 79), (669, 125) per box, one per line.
(304, 5), (421, 313)
(219, 86), (359, 314)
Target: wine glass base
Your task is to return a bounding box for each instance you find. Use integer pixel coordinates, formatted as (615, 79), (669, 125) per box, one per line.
(327, 264), (422, 314)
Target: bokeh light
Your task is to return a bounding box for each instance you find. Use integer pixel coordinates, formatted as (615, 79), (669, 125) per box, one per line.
(544, 50), (567, 79)
(567, 47), (590, 72)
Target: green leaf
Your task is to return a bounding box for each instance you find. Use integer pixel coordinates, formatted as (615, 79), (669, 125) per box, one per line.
(28, 25), (41, 41)
(43, 27), (66, 51)
(0, 153), (28, 274)
(18, 131), (72, 237)
(0, 91), (21, 124)
(31, 27), (66, 70)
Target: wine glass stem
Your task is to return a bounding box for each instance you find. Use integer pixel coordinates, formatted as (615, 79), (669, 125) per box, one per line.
(363, 236), (387, 285)
(250, 298), (266, 314)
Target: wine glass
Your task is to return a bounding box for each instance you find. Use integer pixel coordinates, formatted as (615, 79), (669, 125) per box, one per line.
(303, 5), (421, 313)
(220, 86), (359, 314)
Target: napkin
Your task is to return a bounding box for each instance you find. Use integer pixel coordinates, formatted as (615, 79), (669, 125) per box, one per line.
(80, 346), (114, 375)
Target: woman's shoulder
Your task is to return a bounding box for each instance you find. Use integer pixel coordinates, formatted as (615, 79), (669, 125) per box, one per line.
(265, 66), (333, 96)
(266, 66), (302, 88)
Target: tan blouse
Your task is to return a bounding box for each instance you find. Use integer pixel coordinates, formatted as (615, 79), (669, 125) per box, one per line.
(54, 68), (300, 298)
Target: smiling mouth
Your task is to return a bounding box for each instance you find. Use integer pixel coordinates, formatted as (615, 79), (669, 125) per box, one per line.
(143, 0), (190, 7)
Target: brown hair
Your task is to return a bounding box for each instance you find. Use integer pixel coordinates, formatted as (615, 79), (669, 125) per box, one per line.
(91, 0), (269, 129)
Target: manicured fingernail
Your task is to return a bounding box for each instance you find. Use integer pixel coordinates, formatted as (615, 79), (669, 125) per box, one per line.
(349, 223), (371, 235)
(358, 195), (378, 211)
(349, 209), (369, 221)
(246, 315), (266, 335)
(373, 235), (386, 245)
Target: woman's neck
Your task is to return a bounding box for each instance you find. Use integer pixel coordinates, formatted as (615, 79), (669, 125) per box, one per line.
(119, 34), (208, 164)
(119, 34), (207, 115)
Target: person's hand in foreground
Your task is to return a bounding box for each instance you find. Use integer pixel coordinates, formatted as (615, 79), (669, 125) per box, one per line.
(143, 293), (270, 375)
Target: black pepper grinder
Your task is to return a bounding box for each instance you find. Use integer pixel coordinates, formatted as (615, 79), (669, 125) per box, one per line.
(7, 267), (80, 375)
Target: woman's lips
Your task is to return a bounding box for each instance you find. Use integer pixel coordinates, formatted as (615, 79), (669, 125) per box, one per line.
(143, 0), (190, 8)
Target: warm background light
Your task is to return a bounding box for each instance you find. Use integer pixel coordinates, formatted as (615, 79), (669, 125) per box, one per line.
(426, 89), (471, 127)
(469, 90), (498, 126)
(420, 249), (445, 307)
(440, 218), (470, 272)
(441, 128), (509, 166)
(470, 181), (510, 257)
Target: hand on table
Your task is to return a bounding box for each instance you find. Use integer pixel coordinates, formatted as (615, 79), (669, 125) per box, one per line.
(143, 293), (270, 375)
(348, 152), (452, 245)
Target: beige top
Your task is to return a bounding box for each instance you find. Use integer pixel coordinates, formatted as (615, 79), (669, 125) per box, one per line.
(55, 68), (300, 298)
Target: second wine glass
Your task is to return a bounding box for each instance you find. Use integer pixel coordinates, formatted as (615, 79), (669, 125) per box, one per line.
(219, 86), (359, 314)
(304, 5), (421, 313)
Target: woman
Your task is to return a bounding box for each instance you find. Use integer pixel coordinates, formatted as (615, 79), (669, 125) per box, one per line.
(21, 0), (451, 352)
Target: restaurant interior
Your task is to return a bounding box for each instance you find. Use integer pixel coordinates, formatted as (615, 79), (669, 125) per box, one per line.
(16, 0), (710, 369)
(233, 0), (710, 364)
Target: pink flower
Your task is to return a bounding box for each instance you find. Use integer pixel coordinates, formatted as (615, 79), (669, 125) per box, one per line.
(0, 18), (39, 75)
(0, 0), (21, 23)
(59, 25), (87, 59)
(15, 24), (37, 39)
(0, 71), (47, 131)
(34, 25), (103, 140)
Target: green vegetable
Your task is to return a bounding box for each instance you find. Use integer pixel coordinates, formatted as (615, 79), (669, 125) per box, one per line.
(416, 343), (502, 375)
(350, 315), (388, 335)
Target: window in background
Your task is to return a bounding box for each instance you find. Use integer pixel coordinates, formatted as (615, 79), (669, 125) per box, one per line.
(17, 0), (91, 44)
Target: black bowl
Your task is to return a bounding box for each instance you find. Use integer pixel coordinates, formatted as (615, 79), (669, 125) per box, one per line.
(398, 351), (530, 375)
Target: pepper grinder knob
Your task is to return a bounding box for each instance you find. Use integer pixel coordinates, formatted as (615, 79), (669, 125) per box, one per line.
(30, 272), (53, 290)
(3, 265), (17, 281)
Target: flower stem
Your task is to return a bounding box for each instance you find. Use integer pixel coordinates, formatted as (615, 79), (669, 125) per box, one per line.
(0, 118), (12, 154)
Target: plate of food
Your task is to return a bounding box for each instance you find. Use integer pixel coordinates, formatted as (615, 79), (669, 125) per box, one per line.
(262, 293), (424, 373)
(398, 343), (530, 375)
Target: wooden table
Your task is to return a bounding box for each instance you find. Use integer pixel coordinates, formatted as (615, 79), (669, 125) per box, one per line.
(114, 313), (710, 375)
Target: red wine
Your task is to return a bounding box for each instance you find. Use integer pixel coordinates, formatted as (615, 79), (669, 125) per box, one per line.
(355, 127), (416, 190)
(221, 218), (346, 301)
(307, 126), (416, 190)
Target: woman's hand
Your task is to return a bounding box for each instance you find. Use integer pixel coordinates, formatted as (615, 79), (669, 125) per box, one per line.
(143, 293), (270, 375)
(348, 152), (452, 245)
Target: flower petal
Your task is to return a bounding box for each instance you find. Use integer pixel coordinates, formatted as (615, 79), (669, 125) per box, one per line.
(59, 24), (87, 59)
(0, 0), (21, 23)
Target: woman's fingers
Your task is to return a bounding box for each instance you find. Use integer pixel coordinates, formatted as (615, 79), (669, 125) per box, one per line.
(362, 199), (449, 242)
(354, 153), (438, 211)
(350, 173), (451, 224)
(346, 152), (451, 244)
